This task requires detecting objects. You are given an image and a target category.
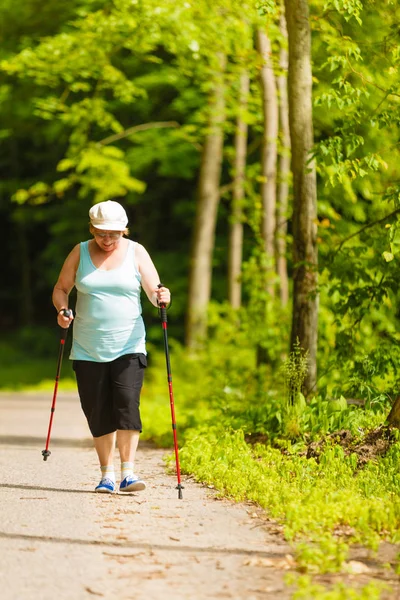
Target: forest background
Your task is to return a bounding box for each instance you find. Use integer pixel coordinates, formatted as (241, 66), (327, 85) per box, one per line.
(1, 0), (400, 597)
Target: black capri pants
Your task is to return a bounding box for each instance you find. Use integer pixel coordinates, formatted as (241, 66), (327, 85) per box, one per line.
(73, 353), (147, 438)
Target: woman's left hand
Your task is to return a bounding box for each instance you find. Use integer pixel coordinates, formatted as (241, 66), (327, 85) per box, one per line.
(156, 286), (171, 306)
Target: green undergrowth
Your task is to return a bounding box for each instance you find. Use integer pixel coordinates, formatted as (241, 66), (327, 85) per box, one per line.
(0, 350), (77, 392)
(287, 575), (387, 599)
(177, 426), (399, 597)
(140, 344), (215, 446)
(179, 427), (400, 553)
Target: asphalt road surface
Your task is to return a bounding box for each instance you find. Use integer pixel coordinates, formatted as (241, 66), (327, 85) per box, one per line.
(0, 392), (291, 600)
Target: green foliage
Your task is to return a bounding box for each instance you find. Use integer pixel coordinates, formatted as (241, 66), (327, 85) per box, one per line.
(311, 0), (400, 403)
(288, 574), (386, 600)
(0, 331), (76, 390)
(282, 339), (309, 404)
(178, 426), (400, 578)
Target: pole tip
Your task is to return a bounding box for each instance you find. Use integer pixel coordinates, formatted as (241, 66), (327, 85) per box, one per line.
(177, 484), (184, 499)
(42, 449), (51, 461)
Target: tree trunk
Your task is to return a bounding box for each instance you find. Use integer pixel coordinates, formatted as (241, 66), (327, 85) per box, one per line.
(387, 396), (400, 428)
(284, 0), (318, 394)
(228, 69), (249, 309)
(276, 11), (290, 307)
(185, 54), (226, 348)
(256, 28), (279, 290)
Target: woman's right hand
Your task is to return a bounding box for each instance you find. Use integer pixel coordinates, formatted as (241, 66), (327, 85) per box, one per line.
(57, 309), (74, 329)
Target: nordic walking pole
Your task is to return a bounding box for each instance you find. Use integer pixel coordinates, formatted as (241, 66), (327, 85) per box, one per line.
(157, 284), (184, 499)
(42, 309), (72, 461)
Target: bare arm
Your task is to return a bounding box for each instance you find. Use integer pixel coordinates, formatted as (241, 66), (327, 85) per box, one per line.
(52, 244), (80, 327)
(135, 243), (171, 307)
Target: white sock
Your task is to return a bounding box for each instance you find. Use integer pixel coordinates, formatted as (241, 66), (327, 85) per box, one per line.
(101, 465), (115, 483)
(121, 461), (134, 480)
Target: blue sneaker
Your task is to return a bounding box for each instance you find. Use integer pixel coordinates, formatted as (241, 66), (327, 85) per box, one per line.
(119, 474), (146, 492)
(95, 477), (116, 493)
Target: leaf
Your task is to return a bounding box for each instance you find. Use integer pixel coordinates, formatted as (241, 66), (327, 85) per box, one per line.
(57, 158), (75, 172)
(54, 178), (73, 195)
(13, 189), (29, 204)
(383, 251), (394, 262)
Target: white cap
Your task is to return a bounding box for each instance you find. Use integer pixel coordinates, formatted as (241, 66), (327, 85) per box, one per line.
(89, 200), (128, 231)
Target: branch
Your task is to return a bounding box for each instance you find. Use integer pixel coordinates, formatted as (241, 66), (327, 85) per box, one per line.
(334, 208), (400, 255)
(346, 58), (400, 99)
(98, 121), (180, 146)
(59, 88), (70, 105)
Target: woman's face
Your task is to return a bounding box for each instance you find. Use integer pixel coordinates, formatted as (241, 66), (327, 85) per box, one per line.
(93, 228), (123, 252)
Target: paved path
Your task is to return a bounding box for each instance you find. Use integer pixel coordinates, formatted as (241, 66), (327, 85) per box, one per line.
(0, 392), (291, 600)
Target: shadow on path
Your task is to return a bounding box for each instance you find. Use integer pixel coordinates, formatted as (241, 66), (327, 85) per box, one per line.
(0, 483), (91, 495)
(0, 529), (287, 559)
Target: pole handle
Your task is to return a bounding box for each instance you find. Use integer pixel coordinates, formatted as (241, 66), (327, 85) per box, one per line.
(59, 309), (72, 339)
(157, 283), (167, 323)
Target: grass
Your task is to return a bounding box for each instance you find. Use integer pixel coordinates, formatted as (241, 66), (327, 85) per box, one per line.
(0, 331), (77, 391)
(287, 575), (387, 599)
(0, 360), (77, 391)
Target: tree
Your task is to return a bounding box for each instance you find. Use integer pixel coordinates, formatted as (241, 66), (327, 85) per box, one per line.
(256, 27), (278, 294)
(276, 10), (290, 307)
(284, 0), (318, 394)
(228, 69), (249, 309)
(186, 53), (227, 347)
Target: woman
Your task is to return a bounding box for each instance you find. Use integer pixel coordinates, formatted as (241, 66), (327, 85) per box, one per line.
(52, 200), (170, 493)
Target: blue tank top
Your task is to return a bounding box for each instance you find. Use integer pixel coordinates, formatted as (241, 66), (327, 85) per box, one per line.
(70, 240), (146, 362)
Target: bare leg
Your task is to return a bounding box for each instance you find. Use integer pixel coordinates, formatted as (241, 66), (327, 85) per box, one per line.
(116, 429), (140, 463)
(93, 431), (116, 466)
(117, 430), (145, 491)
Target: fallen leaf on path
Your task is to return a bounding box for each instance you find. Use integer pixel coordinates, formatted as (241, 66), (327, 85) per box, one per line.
(275, 554), (296, 569)
(243, 554), (296, 570)
(143, 570), (166, 580)
(346, 561), (371, 575)
(247, 512), (257, 518)
(243, 557), (275, 568)
(269, 527), (284, 534)
(117, 510), (139, 515)
(103, 552), (144, 559)
(84, 587), (104, 596)
(19, 497), (47, 500)
(169, 536), (180, 542)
